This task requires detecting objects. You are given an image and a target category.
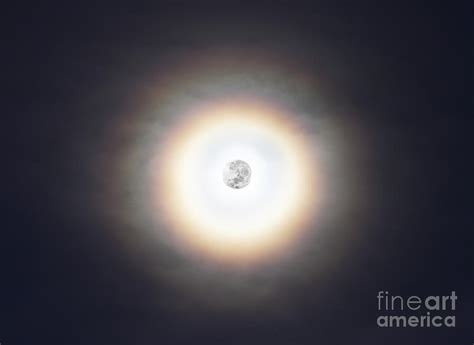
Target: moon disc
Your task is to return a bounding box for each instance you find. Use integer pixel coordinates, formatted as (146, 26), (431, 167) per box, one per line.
(223, 160), (252, 189)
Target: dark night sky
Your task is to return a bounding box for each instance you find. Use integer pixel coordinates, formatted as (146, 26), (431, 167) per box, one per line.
(3, 2), (472, 345)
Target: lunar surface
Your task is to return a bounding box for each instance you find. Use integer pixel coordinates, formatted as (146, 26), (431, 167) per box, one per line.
(223, 160), (252, 189)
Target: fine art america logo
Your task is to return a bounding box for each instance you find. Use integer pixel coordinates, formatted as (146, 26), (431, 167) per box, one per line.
(377, 291), (457, 328)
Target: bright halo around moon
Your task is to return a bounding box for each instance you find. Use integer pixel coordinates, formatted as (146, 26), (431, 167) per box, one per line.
(150, 99), (322, 264)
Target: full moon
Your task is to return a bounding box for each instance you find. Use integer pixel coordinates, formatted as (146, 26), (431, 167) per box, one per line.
(223, 160), (252, 189)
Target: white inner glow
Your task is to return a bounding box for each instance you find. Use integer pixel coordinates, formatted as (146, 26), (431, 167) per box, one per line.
(152, 101), (319, 263)
(181, 124), (290, 241)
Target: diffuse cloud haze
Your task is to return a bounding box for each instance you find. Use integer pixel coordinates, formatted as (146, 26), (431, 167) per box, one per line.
(98, 50), (367, 312)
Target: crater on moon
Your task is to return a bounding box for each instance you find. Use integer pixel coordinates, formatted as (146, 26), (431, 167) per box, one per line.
(223, 160), (251, 189)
